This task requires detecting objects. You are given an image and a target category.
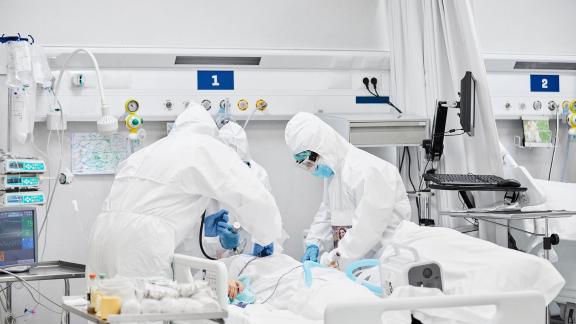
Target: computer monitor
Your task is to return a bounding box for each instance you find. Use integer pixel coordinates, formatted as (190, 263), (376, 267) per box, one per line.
(0, 207), (37, 267)
(459, 71), (476, 136)
(424, 71), (476, 161)
(427, 103), (448, 161)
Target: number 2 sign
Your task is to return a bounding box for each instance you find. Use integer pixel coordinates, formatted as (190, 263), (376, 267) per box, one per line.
(530, 74), (559, 92)
(197, 71), (234, 90)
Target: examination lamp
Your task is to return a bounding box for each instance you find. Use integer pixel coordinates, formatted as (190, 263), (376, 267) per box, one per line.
(53, 48), (118, 135)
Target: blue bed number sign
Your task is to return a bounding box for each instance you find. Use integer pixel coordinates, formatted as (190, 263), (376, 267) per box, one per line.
(197, 71), (234, 90)
(530, 74), (559, 92)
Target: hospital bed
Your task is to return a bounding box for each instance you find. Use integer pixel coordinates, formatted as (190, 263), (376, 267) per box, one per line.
(326, 291), (546, 324)
(501, 146), (576, 306)
(173, 244), (558, 324)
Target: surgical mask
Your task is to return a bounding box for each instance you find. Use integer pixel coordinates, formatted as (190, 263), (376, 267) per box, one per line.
(312, 164), (334, 178)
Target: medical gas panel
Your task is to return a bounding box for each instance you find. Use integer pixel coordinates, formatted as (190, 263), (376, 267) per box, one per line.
(34, 69), (394, 122)
(488, 73), (576, 119)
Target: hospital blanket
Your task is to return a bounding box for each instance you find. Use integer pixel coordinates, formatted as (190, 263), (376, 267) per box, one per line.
(390, 220), (565, 304)
(222, 254), (379, 321)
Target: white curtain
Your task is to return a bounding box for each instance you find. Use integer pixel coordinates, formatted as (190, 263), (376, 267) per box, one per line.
(386, 0), (504, 240)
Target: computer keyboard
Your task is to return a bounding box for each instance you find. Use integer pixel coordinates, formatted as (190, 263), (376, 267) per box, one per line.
(424, 174), (506, 186)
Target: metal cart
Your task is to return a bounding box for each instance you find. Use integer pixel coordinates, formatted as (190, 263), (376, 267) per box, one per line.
(0, 261), (85, 324)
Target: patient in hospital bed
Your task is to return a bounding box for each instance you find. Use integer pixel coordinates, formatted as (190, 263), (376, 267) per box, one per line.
(221, 220), (566, 324)
(222, 254), (379, 320)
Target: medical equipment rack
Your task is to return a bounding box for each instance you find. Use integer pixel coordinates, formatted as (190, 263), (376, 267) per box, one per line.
(0, 260), (85, 324)
(61, 297), (227, 324)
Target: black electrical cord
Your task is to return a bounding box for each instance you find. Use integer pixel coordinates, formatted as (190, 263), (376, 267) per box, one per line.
(548, 143), (557, 181)
(260, 265), (302, 304)
(399, 147), (406, 173)
(199, 212), (217, 260)
(361, 77), (403, 114)
(418, 160), (431, 191)
(371, 77), (381, 97)
(405, 147), (421, 221)
(362, 78), (378, 97)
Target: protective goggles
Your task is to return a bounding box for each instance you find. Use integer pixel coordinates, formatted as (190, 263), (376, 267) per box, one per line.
(293, 150), (319, 172)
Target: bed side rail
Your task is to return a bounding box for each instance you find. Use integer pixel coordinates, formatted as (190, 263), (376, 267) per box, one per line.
(325, 291), (545, 324)
(172, 253), (228, 311)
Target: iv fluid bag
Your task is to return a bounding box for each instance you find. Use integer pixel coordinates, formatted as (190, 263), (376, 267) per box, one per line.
(31, 44), (53, 88)
(10, 87), (36, 145)
(6, 40), (33, 88)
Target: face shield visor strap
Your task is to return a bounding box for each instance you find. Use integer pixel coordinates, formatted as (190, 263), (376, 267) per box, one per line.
(294, 150), (319, 172)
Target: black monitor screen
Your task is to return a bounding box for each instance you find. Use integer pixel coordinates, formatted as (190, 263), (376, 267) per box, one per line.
(459, 71), (476, 136)
(0, 208), (36, 266)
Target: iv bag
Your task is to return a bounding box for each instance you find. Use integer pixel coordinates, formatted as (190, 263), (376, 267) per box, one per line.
(9, 84), (39, 146)
(6, 40), (33, 88)
(31, 44), (53, 88)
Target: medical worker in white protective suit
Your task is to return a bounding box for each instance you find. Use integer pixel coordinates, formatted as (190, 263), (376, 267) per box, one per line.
(178, 121), (287, 259)
(87, 104), (283, 278)
(285, 112), (411, 266)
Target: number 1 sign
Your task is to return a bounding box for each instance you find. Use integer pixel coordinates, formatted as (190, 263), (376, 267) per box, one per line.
(197, 71), (234, 90)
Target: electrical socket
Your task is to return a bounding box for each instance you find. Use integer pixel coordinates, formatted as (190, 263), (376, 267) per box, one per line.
(356, 74), (380, 92)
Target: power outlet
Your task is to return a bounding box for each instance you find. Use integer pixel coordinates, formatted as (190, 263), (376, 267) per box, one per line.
(356, 74), (381, 94)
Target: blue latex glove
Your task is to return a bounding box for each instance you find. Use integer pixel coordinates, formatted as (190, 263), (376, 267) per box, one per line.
(218, 223), (240, 250)
(204, 209), (228, 237)
(301, 244), (319, 262)
(252, 243), (274, 257)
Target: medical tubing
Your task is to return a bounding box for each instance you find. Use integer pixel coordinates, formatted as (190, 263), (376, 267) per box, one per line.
(237, 257), (259, 277)
(548, 108), (560, 180)
(53, 48), (106, 107)
(0, 268), (63, 314)
(259, 265), (302, 304)
(199, 212), (217, 260)
(242, 107), (259, 130)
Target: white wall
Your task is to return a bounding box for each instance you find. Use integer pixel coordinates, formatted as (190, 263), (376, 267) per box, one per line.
(2, 2), (387, 322)
(1, 0), (388, 51)
(475, 0), (576, 55)
(2, 0), (576, 323)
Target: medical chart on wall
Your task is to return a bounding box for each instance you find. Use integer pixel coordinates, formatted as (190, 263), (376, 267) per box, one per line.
(70, 132), (128, 175)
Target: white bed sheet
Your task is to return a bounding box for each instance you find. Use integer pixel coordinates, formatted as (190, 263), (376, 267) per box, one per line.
(390, 221), (565, 304)
(222, 254), (379, 323)
(223, 221), (564, 324)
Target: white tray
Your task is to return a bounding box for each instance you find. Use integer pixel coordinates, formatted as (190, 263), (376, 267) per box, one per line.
(62, 297), (227, 323)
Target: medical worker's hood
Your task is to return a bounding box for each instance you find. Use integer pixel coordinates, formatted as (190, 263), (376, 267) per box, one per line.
(285, 112), (352, 171)
(219, 122), (250, 161)
(172, 104), (218, 137)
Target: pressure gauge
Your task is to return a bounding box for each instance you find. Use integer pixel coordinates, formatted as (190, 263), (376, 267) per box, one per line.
(125, 99), (140, 113)
(237, 99), (249, 111)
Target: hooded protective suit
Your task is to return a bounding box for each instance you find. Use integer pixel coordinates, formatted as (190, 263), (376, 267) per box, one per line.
(218, 122), (270, 191)
(177, 121), (284, 258)
(87, 104), (283, 278)
(285, 112), (411, 261)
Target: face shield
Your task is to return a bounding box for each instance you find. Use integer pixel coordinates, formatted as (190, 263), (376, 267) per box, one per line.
(293, 150), (320, 172)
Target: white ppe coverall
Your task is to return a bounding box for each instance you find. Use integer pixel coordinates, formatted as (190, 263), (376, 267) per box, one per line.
(87, 105), (283, 278)
(218, 121), (271, 190)
(178, 121), (285, 257)
(285, 112), (411, 260)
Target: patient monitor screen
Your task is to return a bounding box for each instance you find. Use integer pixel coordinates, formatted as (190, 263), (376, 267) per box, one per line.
(0, 208), (36, 266)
